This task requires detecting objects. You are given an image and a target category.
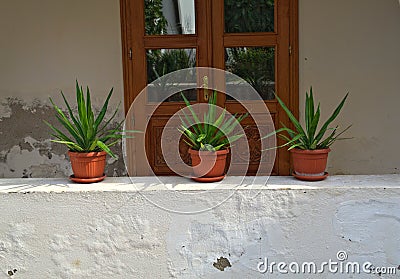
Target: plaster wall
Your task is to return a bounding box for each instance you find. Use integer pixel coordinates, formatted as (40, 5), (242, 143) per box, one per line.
(0, 0), (125, 178)
(0, 0), (399, 177)
(0, 176), (399, 278)
(299, 0), (400, 174)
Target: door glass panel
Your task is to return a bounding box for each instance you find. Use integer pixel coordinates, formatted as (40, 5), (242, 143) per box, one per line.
(225, 47), (275, 100)
(224, 0), (274, 33)
(145, 0), (196, 35)
(146, 48), (197, 102)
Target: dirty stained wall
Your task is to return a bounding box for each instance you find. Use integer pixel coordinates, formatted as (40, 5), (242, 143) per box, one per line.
(1, 0), (400, 177)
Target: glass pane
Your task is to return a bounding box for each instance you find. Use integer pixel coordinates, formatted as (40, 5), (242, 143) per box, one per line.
(145, 0), (195, 35)
(146, 48), (197, 102)
(224, 0), (274, 33)
(225, 47), (275, 100)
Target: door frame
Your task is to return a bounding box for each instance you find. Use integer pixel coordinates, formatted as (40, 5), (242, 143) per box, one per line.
(119, 0), (299, 175)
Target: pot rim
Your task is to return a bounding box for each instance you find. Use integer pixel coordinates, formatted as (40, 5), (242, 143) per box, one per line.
(289, 148), (331, 154)
(188, 148), (229, 155)
(68, 151), (107, 157)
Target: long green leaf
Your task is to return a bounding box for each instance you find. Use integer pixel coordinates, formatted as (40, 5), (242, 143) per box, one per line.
(305, 87), (315, 133)
(287, 142), (305, 150)
(96, 140), (115, 157)
(225, 134), (245, 145)
(180, 127), (198, 146)
(54, 114), (85, 147)
(313, 93), (349, 145)
(181, 92), (203, 133)
(97, 102), (120, 135)
(94, 87), (113, 131)
(44, 121), (75, 143)
(60, 92), (85, 139)
(182, 139), (194, 148)
(180, 108), (200, 135)
(307, 103), (320, 146)
(305, 91), (310, 132)
(309, 87), (315, 119)
(207, 109), (226, 138)
(262, 127), (292, 140)
(263, 134), (303, 151)
(49, 97), (80, 137)
(86, 86), (95, 144)
(210, 113), (241, 144)
(275, 94), (307, 138)
(320, 124), (352, 148)
(76, 81), (88, 134)
(104, 139), (121, 148)
(51, 140), (84, 151)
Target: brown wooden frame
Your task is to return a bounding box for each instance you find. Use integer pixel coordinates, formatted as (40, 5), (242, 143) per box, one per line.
(119, 0), (299, 175)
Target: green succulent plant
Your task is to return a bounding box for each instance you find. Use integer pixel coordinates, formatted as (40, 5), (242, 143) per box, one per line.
(263, 87), (351, 150)
(179, 90), (248, 152)
(45, 81), (137, 158)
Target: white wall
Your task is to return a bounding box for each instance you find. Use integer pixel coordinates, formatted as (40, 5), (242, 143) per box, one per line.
(0, 176), (399, 278)
(299, 0), (400, 174)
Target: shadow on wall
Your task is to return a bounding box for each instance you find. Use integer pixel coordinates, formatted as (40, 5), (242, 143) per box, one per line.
(0, 98), (126, 178)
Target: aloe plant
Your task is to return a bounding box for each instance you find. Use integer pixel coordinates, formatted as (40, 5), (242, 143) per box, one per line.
(45, 81), (136, 158)
(263, 87), (351, 150)
(179, 90), (248, 151)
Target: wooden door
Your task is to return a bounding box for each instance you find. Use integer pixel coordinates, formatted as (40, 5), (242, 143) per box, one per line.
(120, 0), (298, 176)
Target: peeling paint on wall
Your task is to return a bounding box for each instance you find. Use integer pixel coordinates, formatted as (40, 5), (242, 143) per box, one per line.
(0, 98), (126, 178)
(213, 257), (231, 271)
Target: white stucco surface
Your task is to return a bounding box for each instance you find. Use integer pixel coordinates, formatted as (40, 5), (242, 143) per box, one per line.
(0, 175), (399, 278)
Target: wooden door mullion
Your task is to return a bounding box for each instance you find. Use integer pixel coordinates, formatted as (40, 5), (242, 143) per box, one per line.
(120, 0), (298, 176)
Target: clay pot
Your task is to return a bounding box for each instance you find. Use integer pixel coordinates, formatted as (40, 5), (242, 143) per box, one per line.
(68, 151), (106, 179)
(189, 149), (229, 182)
(290, 148), (330, 181)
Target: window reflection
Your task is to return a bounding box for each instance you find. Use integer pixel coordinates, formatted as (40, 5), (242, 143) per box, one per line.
(146, 49), (197, 102)
(225, 47), (275, 100)
(145, 0), (195, 35)
(225, 0), (274, 33)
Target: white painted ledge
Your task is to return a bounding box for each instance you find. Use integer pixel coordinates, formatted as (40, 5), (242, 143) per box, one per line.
(1, 175), (399, 278)
(0, 174), (399, 193)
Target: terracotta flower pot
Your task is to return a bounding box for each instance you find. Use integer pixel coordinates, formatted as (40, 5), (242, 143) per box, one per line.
(189, 149), (229, 182)
(290, 148), (330, 181)
(68, 151), (106, 179)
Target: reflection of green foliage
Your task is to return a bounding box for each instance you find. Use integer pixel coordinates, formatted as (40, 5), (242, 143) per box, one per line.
(225, 0), (274, 33)
(226, 47), (275, 99)
(145, 0), (168, 35)
(147, 49), (195, 83)
(147, 49), (196, 102)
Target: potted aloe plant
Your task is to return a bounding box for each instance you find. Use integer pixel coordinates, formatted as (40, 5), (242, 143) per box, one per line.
(179, 90), (247, 182)
(263, 87), (351, 181)
(45, 81), (135, 183)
